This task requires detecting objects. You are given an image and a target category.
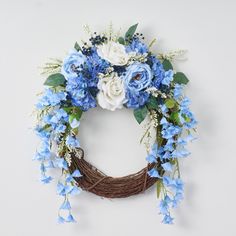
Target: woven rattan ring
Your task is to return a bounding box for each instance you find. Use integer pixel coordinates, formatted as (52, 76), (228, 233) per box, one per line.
(68, 148), (161, 198)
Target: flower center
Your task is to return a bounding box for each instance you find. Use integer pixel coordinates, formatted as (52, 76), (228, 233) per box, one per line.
(132, 73), (141, 80)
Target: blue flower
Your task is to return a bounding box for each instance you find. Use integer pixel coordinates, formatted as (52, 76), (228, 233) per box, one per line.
(159, 195), (171, 215)
(70, 186), (81, 195)
(60, 200), (71, 210)
(66, 214), (76, 223)
(171, 149), (190, 158)
(125, 90), (149, 109)
(162, 214), (174, 224)
(173, 84), (183, 100)
(161, 70), (174, 86)
(40, 175), (53, 184)
(161, 162), (173, 172)
(61, 49), (86, 79)
(55, 124), (66, 134)
(162, 125), (181, 139)
(150, 56), (165, 88)
(159, 104), (168, 115)
(147, 168), (162, 178)
(126, 38), (148, 54)
(123, 62), (152, 92)
(146, 143), (159, 163)
(66, 135), (80, 148)
(54, 158), (68, 170)
(172, 192), (184, 208)
(70, 118), (80, 129)
(57, 215), (65, 224)
(66, 75), (97, 111)
(36, 89), (67, 109)
(57, 182), (66, 196)
(72, 169), (82, 177)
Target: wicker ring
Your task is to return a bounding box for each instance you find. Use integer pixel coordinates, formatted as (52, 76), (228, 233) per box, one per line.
(68, 148), (160, 198)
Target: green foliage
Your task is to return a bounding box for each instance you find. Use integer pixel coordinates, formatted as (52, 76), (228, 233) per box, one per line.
(63, 107), (83, 121)
(165, 98), (176, 109)
(173, 72), (189, 85)
(118, 37), (125, 45)
(133, 106), (148, 124)
(170, 112), (181, 125)
(74, 41), (81, 51)
(156, 179), (163, 198)
(125, 23), (138, 40)
(162, 59), (173, 71)
(44, 73), (66, 87)
(147, 96), (159, 110)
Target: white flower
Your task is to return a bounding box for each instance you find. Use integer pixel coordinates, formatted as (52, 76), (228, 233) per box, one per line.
(97, 41), (129, 66)
(97, 73), (127, 111)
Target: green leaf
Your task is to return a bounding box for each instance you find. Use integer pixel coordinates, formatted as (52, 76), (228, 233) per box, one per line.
(170, 112), (181, 125)
(44, 73), (66, 87)
(182, 114), (191, 123)
(165, 98), (176, 109)
(147, 96), (158, 110)
(162, 59), (173, 71)
(173, 72), (189, 85)
(63, 107), (83, 121)
(125, 23), (138, 40)
(133, 106), (148, 124)
(156, 179), (163, 198)
(74, 41), (81, 51)
(118, 37), (125, 45)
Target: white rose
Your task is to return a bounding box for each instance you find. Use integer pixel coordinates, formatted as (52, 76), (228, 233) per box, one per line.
(97, 73), (127, 111)
(97, 41), (129, 66)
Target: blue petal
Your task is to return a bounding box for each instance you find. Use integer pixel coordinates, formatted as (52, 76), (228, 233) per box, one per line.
(64, 185), (74, 194)
(60, 200), (71, 210)
(57, 182), (65, 196)
(70, 186), (81, 195)
(70, 118), (80, 129)
(72, 169), (82, 178)
(147, 168), (161, 178)
(66, 214), (76, 223)
(162, 214), (174, 224)
(146, 154), (157, 163)
(57, 215), (65, 224)
(161, 162), (173, 172)
(40, 175), (53, 184)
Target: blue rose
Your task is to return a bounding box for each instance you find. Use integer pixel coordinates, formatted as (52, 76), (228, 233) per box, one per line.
(123, 62), (153, 92)
(61, 49), (86, 79)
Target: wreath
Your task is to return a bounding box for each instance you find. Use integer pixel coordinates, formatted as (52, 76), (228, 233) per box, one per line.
(34, 24), (197, 224)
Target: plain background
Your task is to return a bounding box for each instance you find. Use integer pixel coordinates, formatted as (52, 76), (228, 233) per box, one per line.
(0, 0), (236, 235)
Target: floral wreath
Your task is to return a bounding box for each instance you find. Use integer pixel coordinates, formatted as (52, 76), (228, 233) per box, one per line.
(34, 24), (197, 225)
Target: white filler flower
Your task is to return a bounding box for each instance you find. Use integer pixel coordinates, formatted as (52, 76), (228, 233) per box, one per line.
(97, 41), (129, 66)
(97, 73), (127, 111)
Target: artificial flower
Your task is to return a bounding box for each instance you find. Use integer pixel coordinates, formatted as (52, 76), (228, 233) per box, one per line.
(97, 72), (127, 111)
(97, 41), (129, 66)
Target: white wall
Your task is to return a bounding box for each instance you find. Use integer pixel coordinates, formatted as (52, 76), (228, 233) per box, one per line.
(0, 0), (236, 235)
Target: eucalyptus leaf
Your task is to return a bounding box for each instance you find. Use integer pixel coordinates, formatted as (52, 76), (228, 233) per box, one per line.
(125, 23), (138, 40)
(44, 73), (66, 87)
(133, 106), (148, 124)
(173, 72), (189, 85)
(162, 59), (173, 71)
